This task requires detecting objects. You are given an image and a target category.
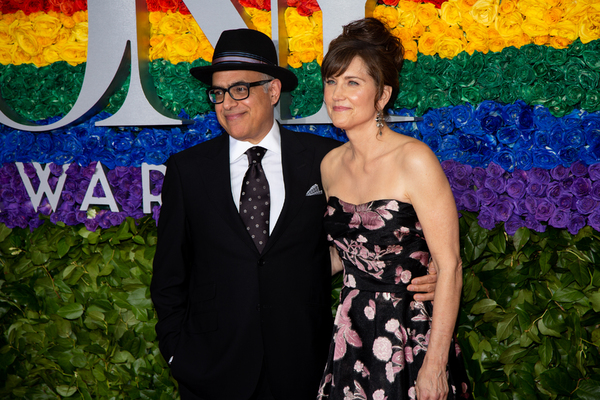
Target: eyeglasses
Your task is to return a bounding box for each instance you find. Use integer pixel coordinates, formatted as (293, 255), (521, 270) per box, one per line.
(206, 79), (273, 104)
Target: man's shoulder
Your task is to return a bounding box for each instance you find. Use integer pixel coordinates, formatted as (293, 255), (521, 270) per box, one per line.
(280, 126), (341, 152)
(169, 134), (226, 163)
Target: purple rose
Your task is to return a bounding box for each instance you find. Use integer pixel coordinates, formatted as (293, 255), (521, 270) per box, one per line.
(535, 199), (556, 221)
(492, 196), (515, 222)
(567, 213), (586, 235)
(546, 181), (563, 204)
(23, 163), (37, 178)
(512, 169), (528, 183)
(460, 191), (480, 212)
(588, 211), (600, 232)
(477, 208), (497, 230)
(525, 213), (546, 232)
(588, 163), (600, 181)
(524, 195), (537, 214)
(575, 197), (598, 214)
(556, 194), (574, 210)
(85, 218), (99, 231)
(506, 178), (526, 199)
(472, 167), (487, 188)
(550, 164), (570, 181)
(513, 199), (528, 216)
(28, 217), (45, 231)
(548, 209), (569, 228)
(526, 181), (546, 197)
(49, 163), (64, 177)
(571, 177), (591, 198)
(476, 187), (498, 205)
(571, 161), (588, 177)
(505, 214), (525, 236)
(528, 167), (551, 184)
(561, 176), (574, 192)
(486, 162), (505, 178)
(441, 160), (458, 174)
(591, 181), (600, 200)
(485, 176), (507, 193)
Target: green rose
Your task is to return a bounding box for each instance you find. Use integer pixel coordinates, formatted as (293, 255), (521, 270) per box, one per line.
(520, 43), (546, 64)
(514, 64), (536, 85)
(461, 86), (482, 105)
(567, 39), (585, 58)
(477, 65), (503, 88)
(546, 97), (572, 118)
(498, 83), (518, 105)
(582, 48), (600, 71)
(522, 81), (547, 105)
(563, 58), (587, 86)
(563, 84), (585, 106)
(545, 47), (568, 66)
(578, 69), (600, 91)
(580, 89), (600, 112)
(479, 86), (501, 102)
(532, 61), (549, 78)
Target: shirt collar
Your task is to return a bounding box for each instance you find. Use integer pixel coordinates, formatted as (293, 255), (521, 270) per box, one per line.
(229, 119), (281, 163)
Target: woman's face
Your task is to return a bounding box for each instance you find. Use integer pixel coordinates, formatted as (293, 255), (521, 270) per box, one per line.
(323, 57), (385, 133)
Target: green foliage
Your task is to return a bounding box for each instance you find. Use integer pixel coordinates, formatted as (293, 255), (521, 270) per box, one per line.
(457, 211), (600, 400)
(0, 217), (177, 400)
(1, 213), (600, 399)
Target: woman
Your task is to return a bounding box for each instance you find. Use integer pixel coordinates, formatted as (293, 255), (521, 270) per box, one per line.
(316, 18), (472, 400)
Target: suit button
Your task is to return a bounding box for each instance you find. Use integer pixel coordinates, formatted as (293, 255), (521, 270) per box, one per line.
(258, 259), (266, 266)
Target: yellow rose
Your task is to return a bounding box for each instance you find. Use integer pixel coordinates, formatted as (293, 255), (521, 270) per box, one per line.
(549, 35), (572, 49)
(71, 22), (88, 43)
(488, 36), (506, 52)
(14, 28), (40, 56)
(549, 20), (577, 40)
(495, 11), (523, 38)
(0, 21), (12, 45)
(498, 0), (516, 14)
(287, 52), (302, 69)
(409, 23), (425, 39)
(506, 33), (531, 48)
(73, 11), (87, 24)
(402, 39), (418, 62)
(516, 0), (544, 20)
(373, 5), (401, 29)
(521, 18), (549, 37)
(579, 11), (600, 43)
(2, 13), (18, 26)
(59, 42), (86, 66)
(398, 10), (418, 29)
(149, 11), (164, 25)
(0, 44), (14, 65)
(470, 0), (499, 26)
(392, 26), (413, 43)
(59, 14), (76, 29)
(288, 32), (317, 54)
(445, 26), (465, 40)
(11, 45), (31, 65)
(465, 24), (489, 45)
(184, 15), (207, 43)
(417, 31), (437, 55)
(532, 35), (549, 45)
(440, 1), (462, 26)
(460, 12), (476, 29)
(171, 33), (198, 59)
(43, 45), (62, 64)
(55, 27), (71, 46)
(465, 40), (488, 54)
(545, 0), (561, 7)
(285, 7), (315, 37)
(299, 50), (317, 63)
(435, 36), (465, 58)
(32, 54), (46, 67)
(158, 13), (187, 35)
(31, 13), (61, 41)
(398, 0), (418, 12)
(428, 20), (449, 36)
(247, 8), (271, 37)
(200, 47), (213, 63)
(416, 3), (439, 27)
(543, 7), (563, 25)
(456, 0), (478, 13)
(564, 3), (590, 25)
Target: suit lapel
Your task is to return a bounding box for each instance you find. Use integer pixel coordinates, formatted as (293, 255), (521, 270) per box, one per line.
(264, 128), (314, 252)
(199, 134), (259, 252)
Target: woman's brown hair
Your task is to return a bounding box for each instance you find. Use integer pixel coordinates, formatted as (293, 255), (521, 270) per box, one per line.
(321, 18), (404, 116)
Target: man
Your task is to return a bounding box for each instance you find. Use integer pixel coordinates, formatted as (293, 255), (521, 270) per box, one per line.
(151, 28), (436, 400)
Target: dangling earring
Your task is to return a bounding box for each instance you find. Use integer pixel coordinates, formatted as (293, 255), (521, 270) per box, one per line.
(376, 111), (384, 136)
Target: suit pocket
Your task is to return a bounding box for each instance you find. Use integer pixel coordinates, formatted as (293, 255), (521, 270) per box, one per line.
(186, 283), (218, 333)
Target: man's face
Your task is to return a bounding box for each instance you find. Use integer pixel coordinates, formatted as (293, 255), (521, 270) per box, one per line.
(212, 70), (281, 144)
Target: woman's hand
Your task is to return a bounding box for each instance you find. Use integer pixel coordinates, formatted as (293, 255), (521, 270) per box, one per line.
(330, 245), (343, 275)
(415, 360), (449, 400)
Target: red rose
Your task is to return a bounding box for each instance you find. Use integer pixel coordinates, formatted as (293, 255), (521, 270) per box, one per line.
(381, 0), (400, 5)
(158, 0), (178, 13)
(60, 0), (75, 16)
(21, 0), (45, 15)
(178, 0), (190, 15)
(146, 0), (160, 12)
(73, 0), (87, 12)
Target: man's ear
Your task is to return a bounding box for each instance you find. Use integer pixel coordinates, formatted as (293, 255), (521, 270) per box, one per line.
(269, 79), (282, 106)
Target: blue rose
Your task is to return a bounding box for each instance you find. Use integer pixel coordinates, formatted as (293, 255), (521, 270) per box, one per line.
(532, 105), (559, 131)
(493, 149), (515, 172)
(475, 100), (502, 121)
(558, 145), (581, 166)
(450, 104), (474, 128)
(480, 115), (503, 135)
(497, 127), (520, 144)
(515, 150), (533, 170)
(457, 133), (478, 151)
(532, 149), (558, 169)
(418, 109), (443, 137)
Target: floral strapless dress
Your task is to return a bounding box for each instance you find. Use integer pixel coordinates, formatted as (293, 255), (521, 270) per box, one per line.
(316, 197), (472, 400)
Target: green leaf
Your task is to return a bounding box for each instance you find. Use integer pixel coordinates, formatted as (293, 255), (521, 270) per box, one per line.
(537, 319), (561, 338)
(538, 367), (576, 395)
(56, 303), (84, 320)
(0, 224), (12, 242)
(56, 385), (78, 397)
(56, 238), (70, 258)
(471, 298), (498, 314)
(552, 286), (585, 303)
(487, 231), (507, 254)
(512, 227), (530, 250)
(499, 344), (528, 364)
(496, 313), (517, 342)
(589, 290), (600, 312)
(538, 336), (554, 367)
(575, 379), (600, 400)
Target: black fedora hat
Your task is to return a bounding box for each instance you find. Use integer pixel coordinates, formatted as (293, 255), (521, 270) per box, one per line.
(190, 29), (298, 92)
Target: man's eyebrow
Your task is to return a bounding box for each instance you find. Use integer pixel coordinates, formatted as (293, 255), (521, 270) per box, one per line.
(212, 80), (248, 88)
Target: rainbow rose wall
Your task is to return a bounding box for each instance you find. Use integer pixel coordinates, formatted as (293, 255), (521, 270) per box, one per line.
(1, 0), (600, 398)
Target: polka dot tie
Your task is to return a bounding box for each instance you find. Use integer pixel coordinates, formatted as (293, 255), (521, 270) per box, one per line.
(239, 146), (270, 252)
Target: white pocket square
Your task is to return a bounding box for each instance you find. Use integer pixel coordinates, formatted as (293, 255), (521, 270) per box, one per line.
(306, 184), (323, 196)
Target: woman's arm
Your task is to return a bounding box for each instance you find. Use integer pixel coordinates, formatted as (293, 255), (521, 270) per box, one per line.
(402, 142), (462, 400)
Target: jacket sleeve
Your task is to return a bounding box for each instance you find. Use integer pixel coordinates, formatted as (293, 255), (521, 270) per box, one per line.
(150, 156), (190, 362)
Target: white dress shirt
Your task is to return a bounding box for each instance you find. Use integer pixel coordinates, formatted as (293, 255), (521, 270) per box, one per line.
(229, 120), (285, 234)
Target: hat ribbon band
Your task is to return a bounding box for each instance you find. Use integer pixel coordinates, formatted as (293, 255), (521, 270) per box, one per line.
(212, 55), (271, 66)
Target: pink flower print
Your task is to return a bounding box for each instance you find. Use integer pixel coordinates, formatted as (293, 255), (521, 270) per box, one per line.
(373, 389), (388, 400)
(392, 350), (406, 370)
(385, 318), (400, 333)
(394, 226), (410, 242)
(404, 345), (414, 363)
(342, 381), (368, 400)
(395, 266), (412, 284)
(412, 330), (431, 356)
(408, 386), (416, 400)
(344, 273), (357, 288)
(342, 200), (397, 230)
(415, 221), (422, 230)
(373, 336), (393, 362)
(410, 251), (430, 266)
(326, 205), (336, 216)
(410, 301), (432, 322)
(316, 373), (332, 399)
(364, 300), (376, 320)
(455, 341), (462, 356)
(386, 361), (401, 383)
(354, 360), (370, 378)
(333, 289), (362, 360)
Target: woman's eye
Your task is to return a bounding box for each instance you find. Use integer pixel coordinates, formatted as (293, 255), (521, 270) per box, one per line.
(325, 79), (335, 85)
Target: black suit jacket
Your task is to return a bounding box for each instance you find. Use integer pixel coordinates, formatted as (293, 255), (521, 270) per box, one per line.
(151, 126), (340, 400)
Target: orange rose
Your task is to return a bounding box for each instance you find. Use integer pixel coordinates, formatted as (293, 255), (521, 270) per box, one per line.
(506, 33), (531, 48)
(398, 0), (419, 12)
(488, 36), (506, 52)
(417, 31), (437, 55)
(393, 26), (413, 43)
(287, 51), (302, 68)
(549, 35), (572, 49)
(73, 11), (87, 24)
(456, 0), (478, 13)
(428, 20), (449, 36)
(543, 7), (563, 25)
(465, 40), (488, 54)
(59, 14), (76, 29)
(149, 11), (164, 25)
(299, 50), (317, 63)
(409, 23), (425, 39)
(532, 35), (549, 45)
(416, 3), (439, 27)
(373, 5), (401, 29)
(436, 36), (465, 58)
(498, 0), (516, 14)
(402, 39), (418, 62)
